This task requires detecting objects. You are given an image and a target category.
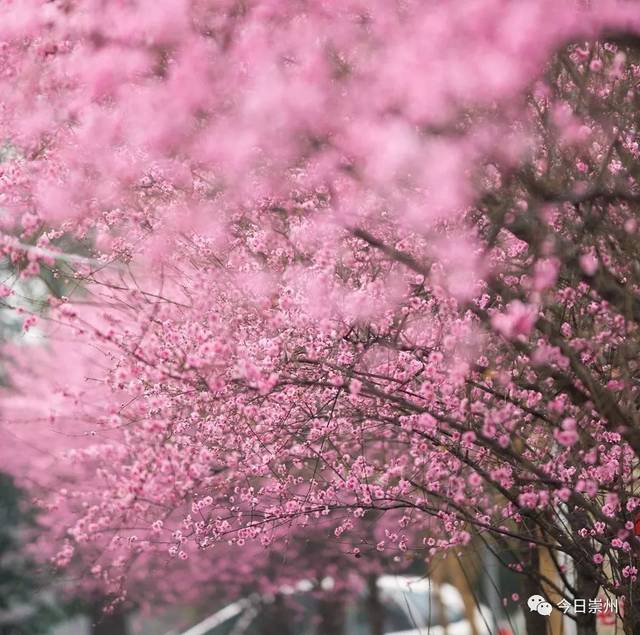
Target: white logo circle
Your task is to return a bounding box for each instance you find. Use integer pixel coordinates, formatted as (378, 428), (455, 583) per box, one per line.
(527, 594), (553, 615)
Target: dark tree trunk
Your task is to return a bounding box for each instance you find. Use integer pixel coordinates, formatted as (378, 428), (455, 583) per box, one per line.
(520, 545), (547, 635)
(316, 595), (345, 635)
(259, 594), (293, 635)
(90, 601), (129, 635)
(574, 565), (598, 635)
(622, 593), (640, 635)
(366, 574), (384, 635)
(575, 609), (597, 635)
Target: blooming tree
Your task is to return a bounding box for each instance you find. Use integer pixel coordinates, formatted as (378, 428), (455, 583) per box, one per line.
(2, 1), (640, 634)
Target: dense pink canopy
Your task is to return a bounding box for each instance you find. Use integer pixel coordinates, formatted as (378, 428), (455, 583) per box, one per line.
(1, 1), (640, 629)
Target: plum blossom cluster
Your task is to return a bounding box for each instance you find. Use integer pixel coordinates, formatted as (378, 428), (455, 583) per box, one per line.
(1, 1), (640, 632)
